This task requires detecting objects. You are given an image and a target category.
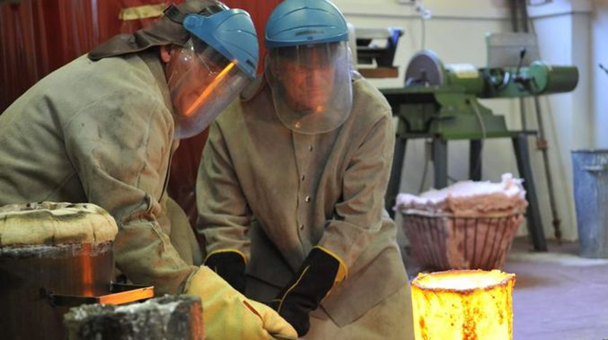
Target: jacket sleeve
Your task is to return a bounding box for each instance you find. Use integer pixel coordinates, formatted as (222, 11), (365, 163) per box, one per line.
(62, 90), (197, 295)
(195, 121), (251, 261)
(317, 112), (395, 271)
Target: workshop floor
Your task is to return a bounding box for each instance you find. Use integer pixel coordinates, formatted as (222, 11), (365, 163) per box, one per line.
(505, 237), (608, 340)
(404, 237), (608, 340)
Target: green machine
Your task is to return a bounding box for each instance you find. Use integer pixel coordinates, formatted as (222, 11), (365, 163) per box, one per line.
(382, 49), (579, 251)
(384, 49), (578, 139)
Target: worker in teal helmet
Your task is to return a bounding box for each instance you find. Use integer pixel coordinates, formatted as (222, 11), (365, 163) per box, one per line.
(196, 0), (415, 338)
(0, 1), (296, 339)
(264, 0), (353, 135)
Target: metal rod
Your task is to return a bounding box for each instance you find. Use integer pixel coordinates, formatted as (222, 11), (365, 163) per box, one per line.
(432, 137), (448, 189)
(469, 140), (483, 181)
(509, 0), (520, 32)
(495, 217), (510, 268)
(512, 134), (548, 251)
(479, 217), (492, 269)
(486, 217), (501, 269)
(533, 96), (562, 243)
(519, 98), (528, 129)
(519, 0), (530, 33)
(512, 0), (562, 245)
(472, 217), (479, 268)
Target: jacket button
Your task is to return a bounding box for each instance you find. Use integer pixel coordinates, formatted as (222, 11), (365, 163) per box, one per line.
(308, 145), (314, 152)
(301, 175), (306, 181)
(299, 224), (305, 230)
(305, 196), (311, 203)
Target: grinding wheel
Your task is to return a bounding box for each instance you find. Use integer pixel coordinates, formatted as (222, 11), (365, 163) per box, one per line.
(405, 50), (446, 86)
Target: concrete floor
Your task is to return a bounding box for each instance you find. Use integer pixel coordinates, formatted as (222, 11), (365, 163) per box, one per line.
(505, 237), (608, 340)
(404, 237), (608, 340)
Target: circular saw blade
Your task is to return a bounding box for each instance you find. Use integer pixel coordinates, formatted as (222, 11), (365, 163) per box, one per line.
(405, 50), (446, 87)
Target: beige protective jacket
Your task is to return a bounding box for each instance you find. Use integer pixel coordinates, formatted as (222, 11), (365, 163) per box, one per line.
(197, 74), (409, 327)
(0, 51), (197, 295)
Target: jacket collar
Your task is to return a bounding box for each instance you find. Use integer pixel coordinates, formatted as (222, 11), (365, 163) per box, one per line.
(140, 51), (173, 113)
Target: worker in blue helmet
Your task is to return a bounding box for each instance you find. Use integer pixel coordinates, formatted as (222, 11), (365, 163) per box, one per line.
(0, 1), (296, 339)
(196, 0), (415, 338)
(264, 1), (353, 134)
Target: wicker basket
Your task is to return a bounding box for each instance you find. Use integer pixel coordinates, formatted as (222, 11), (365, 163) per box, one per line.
(401, 209), (524, 271)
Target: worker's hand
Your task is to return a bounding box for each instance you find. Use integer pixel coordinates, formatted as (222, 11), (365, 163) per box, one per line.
(185, 266), (297, 340)
(269, 247), (348, 336)
(204, 249), (247, 293)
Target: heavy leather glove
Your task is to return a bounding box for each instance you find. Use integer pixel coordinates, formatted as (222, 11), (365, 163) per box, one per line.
(204, 249), (247, 293)
(185, 266), (297, 340)
(269, 247), (348, 336)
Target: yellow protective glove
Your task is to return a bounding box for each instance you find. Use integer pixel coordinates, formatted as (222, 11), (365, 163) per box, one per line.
(185, 266), (297, 340)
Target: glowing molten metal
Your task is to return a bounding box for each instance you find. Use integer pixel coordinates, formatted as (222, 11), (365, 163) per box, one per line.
(411, 269), (516, 340)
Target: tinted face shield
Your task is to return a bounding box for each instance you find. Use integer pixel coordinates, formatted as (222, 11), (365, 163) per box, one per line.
(166, 38), (249, 139)
(266, 41), (353, 134)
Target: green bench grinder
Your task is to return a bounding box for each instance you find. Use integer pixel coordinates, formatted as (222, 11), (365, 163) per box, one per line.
(382, 50), (579, 251)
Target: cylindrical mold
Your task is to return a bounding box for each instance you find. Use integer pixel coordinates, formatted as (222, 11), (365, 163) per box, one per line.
(0, 202), (118, 340)
(572, 149), (608, 258)
(411, 269), (516, 340)
(64, 295), (203, 340)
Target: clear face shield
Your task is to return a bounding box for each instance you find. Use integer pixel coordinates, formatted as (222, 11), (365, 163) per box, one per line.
(166, 38), (250, 139)
(266, 41), (353, 134)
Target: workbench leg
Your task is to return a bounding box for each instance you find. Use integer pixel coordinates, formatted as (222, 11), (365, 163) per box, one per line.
(469, 140), (483, 181)
(433, 138), (448, 189)
(386, 136), (407, 218)
(512, 134), (548, 251)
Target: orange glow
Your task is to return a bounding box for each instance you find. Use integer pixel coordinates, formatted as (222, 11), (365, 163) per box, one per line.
(99, 286), (155, 305)
(81, 243), (94, 296)
(184, 60), (237, 117)
(411, 270), (516, 340)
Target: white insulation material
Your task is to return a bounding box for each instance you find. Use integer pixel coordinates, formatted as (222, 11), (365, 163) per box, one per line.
(396, 173), (528, 216)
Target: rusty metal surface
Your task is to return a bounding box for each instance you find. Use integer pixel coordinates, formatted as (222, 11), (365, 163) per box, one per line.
(0, 241), (114, 340)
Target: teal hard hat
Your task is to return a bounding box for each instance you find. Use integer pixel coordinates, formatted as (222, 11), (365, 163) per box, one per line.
(265, 0), (348, 48)
(183, 9), (259, 79)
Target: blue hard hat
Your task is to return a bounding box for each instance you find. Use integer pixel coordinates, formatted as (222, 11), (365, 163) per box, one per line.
(265, 0), (348, 48)
(183, 9), (259, 79)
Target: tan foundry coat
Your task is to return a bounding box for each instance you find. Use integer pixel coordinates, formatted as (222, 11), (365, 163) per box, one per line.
(0, 51), (199, 295)
(197, 74), (413, 336)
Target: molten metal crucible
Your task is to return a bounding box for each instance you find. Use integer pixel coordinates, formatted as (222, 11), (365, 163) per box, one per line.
(411, 269), (516, 340)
